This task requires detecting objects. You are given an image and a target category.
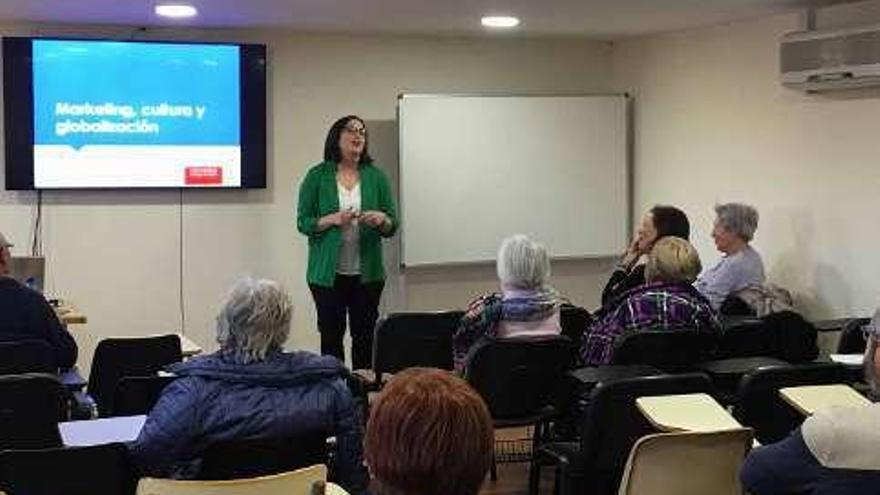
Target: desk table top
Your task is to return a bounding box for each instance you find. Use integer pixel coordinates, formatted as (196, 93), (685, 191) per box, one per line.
(780, 384), (872, 416)
(636, 393), (743, 433)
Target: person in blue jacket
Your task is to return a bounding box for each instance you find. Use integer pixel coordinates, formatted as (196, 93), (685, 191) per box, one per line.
(741, 307), (880, 495)
(130, 277), (368, 494)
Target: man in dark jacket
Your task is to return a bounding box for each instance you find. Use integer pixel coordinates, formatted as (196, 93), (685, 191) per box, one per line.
(741, 308), (880, 495)
(0, 232), (77, 369)
(130, 277), (368, 494)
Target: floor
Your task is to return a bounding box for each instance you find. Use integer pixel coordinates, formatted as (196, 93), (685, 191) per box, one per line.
(480, 427), (556, 495)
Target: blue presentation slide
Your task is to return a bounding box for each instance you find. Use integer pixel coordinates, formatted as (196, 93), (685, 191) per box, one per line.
(31, 40), (242, 187)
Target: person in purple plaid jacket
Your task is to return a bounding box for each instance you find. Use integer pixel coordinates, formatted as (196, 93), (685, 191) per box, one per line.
(581, 237), (720, 365)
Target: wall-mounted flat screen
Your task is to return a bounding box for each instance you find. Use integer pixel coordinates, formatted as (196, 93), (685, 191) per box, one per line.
(3, 37), (267, 189)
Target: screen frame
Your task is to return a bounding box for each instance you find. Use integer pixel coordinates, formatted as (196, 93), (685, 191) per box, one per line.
(3, 37), (267, 190)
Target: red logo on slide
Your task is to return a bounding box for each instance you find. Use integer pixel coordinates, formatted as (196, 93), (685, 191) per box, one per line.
(184, 166), (223, 185)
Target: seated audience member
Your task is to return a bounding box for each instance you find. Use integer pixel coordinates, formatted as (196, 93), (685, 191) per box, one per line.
(364, 368), (494, 495)
(741, 308), (880, 495)
(452, 234), (562, 372)
(0, 232), (77, 369)
(602, 205), (690, 306)
(694, 202), (765, 311)
(130, 277), (368, 493)
(582, 237), (719, 365)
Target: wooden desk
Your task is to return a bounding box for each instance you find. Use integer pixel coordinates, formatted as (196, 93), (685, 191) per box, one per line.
(636, 393), (743, 432)
(55, 306), (87, 325)
(779, 384), (872, 416)
(177, 333), (202, 358)
(59, 415), (146, 447)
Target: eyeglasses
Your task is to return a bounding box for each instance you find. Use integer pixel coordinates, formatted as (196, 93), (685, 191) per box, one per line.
(343, 125), (366, 137)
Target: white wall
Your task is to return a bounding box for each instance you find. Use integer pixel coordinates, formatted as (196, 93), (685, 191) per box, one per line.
(612, 10), (880, 319)
(0, 24), (616, 372)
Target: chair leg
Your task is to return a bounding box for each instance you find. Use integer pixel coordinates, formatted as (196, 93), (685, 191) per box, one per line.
(528, 454), (542, 495)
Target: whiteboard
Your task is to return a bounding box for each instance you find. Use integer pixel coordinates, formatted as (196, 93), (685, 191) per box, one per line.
(398, 94), (629, 267)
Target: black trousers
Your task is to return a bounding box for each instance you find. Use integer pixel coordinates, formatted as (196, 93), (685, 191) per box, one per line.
(309, 275), (384, 369)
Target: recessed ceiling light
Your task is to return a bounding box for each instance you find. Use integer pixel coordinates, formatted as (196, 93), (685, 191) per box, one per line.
(155, 4), (198, 19)
(481, 16), (520, 29)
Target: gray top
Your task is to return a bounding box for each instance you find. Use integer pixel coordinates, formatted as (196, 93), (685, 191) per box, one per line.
(694, 245), (765, 310)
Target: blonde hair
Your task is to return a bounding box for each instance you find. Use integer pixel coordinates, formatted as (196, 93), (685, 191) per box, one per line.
(645, 237), (702, 283)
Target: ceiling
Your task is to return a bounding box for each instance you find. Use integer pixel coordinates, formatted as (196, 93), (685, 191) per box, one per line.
(0, 0), (856, 39)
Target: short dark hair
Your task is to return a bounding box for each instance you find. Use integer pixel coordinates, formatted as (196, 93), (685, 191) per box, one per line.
(649, 205), (690, 240)
(323, 115), (373, 165)
(364, 368), (494, 495)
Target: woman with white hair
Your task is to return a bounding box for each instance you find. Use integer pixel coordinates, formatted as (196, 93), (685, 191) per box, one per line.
(131, 277), (368, 493)
(695, 202), (766, 310)
(452, 234), (563, 372)
(582, 237), (719, 365)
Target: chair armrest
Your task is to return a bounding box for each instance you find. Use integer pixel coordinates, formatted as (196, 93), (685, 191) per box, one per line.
(68, 390), (98, 420)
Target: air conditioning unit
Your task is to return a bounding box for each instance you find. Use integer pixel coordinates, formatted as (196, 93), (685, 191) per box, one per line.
(780, 23), (880, 91)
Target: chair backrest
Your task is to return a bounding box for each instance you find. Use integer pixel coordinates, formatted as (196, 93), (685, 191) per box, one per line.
(838, 317), (870, 354)
(610, 329), (718, 372)
(0, 443), (136, 495)
(372, 311), (462, 374)
(138, 464), (328, 495)
(734, 362), (851, 444)
(761, 311), (819, 363)
(0, 373), (66, 450)
(617, 429), (754, 495)
(715, 319), (774, 359)
(0, 340), (56, 375)
(198, 432), (330, 480)
(560, 304), (592, 349)
(579, 372), (715, 495)
(111, 375), (177, 417)
(464, 336), (574, 419)
(87, 335), (182, 416)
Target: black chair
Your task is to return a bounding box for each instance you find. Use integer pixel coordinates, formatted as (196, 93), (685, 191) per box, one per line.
(610, 329), (718, 373)
(560, 304), (592, 349)
(697, 319), (788, 404)
(86, 335), (182, 417)
(762, 311), (819, 363)
(464, 336), (576, 480)
(715, 318), (773, 358)
(0, 340), (55, 375)
(733, 362), (853, 444)
(110, 375), (177, 417)
(530, 373), (715, 495)
(838, 317), (870, 354)
(198, 432), (330, 480)
(0, 373), (66, 451)
(0, 443), (136, 495)
(361, 311), (463, 388)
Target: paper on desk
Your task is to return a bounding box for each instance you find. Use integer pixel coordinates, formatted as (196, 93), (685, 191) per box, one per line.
(830, 354), (865, 366)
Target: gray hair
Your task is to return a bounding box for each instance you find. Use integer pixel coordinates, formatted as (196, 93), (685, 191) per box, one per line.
(715, 203), (759, 242)
(496, 234), (551, 290)
(215, 277), (292, 364)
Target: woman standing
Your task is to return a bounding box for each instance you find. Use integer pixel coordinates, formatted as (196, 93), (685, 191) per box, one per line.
(297, 116), (398, 369)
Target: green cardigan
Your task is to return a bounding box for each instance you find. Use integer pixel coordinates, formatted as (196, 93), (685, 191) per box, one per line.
(297, 161), (399, 287)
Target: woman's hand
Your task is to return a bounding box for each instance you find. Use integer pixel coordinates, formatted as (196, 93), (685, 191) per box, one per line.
(361, 210), (389, 229)
(318, 210), (356, 231)
(619, 238), (642, 268)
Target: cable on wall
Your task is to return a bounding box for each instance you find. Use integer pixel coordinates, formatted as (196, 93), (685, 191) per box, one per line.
(31, 190), (43, 257)
(179, 188), (186, 335)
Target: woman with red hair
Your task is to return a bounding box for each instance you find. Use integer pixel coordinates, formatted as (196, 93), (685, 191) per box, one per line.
(364, 368), (494, 495)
